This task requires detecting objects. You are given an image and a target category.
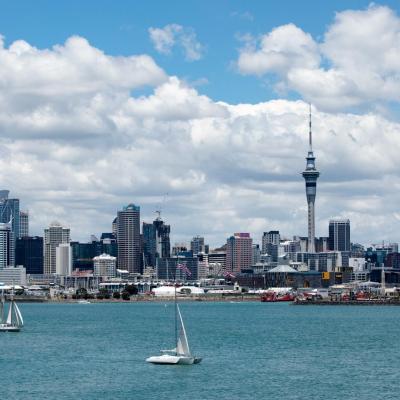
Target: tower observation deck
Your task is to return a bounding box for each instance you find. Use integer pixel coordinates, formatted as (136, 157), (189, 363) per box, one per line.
(302, 105), (320, 253)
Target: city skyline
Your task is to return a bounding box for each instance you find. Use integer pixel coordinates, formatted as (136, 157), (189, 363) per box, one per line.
(1, 2), (400, 246)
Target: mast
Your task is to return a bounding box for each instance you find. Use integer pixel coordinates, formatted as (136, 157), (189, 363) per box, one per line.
(174, 258), (178, 354)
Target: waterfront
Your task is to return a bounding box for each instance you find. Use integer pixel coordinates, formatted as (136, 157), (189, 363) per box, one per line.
(2, 302), (399, 400)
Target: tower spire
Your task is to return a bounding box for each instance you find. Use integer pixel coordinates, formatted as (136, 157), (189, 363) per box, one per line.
(309, 103), (312, 151)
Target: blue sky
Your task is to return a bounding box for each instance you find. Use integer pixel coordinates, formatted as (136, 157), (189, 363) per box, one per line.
(1, 1), (400, 245)
(1, 0), (398, 104)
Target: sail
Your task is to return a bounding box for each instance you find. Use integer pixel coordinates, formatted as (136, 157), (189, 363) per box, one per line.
(6, 301), (13, 325)
(176, 305), (191, 356)
(14, 302), (23, 327)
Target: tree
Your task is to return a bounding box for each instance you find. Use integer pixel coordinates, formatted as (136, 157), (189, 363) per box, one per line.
(125, 284), (138, 295)
(121, 290), (130, 301)
(113, 291), (121, 299)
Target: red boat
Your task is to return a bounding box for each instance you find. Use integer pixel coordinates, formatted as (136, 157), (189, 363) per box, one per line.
(261, 291), (295, 302)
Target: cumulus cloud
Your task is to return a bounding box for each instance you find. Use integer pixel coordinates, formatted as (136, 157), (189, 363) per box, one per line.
(236, 5), (400, 112)
(149, 24), (204, 61)
(1, 34), (400, 246)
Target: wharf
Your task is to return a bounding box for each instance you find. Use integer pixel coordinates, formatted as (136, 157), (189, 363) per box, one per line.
(293, 299), (400, 306)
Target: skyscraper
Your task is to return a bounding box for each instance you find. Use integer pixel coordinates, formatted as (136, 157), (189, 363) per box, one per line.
(44, 222), (70, 274)
(226, 233), (253, 273)
(19, 211), (29, 237)
(56, 243), (72, 276)
(190, 236), (205, 254)
(0, 222), (14, 269)
(117, 204), (141, 274)
(143, 215), (170, 268)
(0, 190), (20, 243)
(15, 236), (44, 274)
(329, 219), (351, 252)
(302, 106), (320, 253)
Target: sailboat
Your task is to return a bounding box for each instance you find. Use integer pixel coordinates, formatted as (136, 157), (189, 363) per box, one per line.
(0, 288), (24, 332)
(146, 291), (201, 365)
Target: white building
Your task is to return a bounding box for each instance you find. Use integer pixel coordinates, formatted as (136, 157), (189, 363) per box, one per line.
(44, 222), (70, 274)
(56, 243), (72, 276)
(0, 266), (27, 285)
(93, 253), (116, 278)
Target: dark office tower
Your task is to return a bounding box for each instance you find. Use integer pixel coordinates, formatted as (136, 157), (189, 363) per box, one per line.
(302, 106), (320, 253)
(0, 190), (20, 241)
(143, 216), (170, 267)
(329, 219), (351, 252)
(190, 236), (205, 254)
(15, 236), (44, 274)
(117, 204), (141, 274)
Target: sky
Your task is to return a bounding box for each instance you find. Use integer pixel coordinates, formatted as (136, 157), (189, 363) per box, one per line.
(0, 0), (400, 247)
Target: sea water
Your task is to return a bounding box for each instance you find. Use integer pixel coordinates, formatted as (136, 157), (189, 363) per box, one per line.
(1, 301), (399, 400)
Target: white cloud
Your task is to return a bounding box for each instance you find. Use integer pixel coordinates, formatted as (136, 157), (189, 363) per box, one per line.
(236, 5), (400, 112)
(149, 24), (204, 61)
(1, 34), (400, 247)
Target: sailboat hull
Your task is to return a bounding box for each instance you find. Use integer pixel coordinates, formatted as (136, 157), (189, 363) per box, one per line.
(0, 324), (20, 332)
(146, 354), (201, 365)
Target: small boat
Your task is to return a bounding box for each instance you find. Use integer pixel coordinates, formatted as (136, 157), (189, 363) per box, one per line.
(77, 300), (91, 304)
(146, 282), (201, 365)
(0, 288), (24, 332)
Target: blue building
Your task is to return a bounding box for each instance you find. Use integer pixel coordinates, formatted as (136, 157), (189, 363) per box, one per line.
(15, 236), (44, 274)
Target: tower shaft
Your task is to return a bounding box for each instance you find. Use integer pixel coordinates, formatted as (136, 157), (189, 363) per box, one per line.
(302, 105), (319, 253)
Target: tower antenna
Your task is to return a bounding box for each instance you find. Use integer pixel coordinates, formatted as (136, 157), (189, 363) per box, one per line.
(309, 103), (312, 151)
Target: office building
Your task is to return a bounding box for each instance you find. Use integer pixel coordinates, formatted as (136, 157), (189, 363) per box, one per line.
(19, 211), (29, 237)
(157, 256), (198, 280)
(93, 253), (116, 278)
(226, 233), (253, 273)
(302, 107), (320, 253)
(15, 236), (43, 274)
(0, 266), (26, 285)
(44, 222), (70, 274)
(261, 231), (280, 253)
(117, 204), (141, 274)
(0, 222), (14, 268)
(328, 219), (350, 252)
(0, 190), (20, 240)
(56, 243), (72, 276)
(190, 236), (205, 255)
(143, 216), (170, 268)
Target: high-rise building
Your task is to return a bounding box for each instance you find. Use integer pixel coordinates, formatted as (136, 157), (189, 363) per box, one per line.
(0, 190), (20, 240)
(117, 204), (141, 274)
(93, 253), (116, 278)
(19, 211), (29, 237)
(0, 222), (14, 269)
(190, 236), (205, 254)
(226, 233), (253, 273)
(262, 231), (280, 253)
(15, 236), (44, 274)
(44, 222), (70, 274)
(56, 243), (72, 276)
(208, 250), (226, 273)
(143, 216), (170, 268)
(328, 219), (350, 252)
(302, 107), (320, 253)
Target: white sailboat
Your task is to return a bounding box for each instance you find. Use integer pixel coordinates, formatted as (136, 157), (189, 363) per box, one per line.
(0, 288), (24, 332)
(146, 291), (201, 365)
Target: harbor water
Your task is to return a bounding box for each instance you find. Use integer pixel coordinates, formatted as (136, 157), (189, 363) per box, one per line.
(1, 301), (399, 400)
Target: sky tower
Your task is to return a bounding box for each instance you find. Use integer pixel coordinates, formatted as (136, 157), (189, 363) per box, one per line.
(302, 105), (320, 253)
